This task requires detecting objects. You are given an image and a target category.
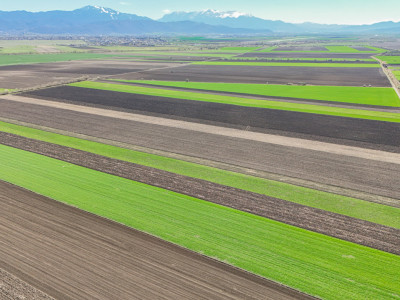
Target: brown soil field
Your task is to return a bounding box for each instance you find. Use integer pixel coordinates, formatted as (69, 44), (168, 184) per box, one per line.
(239, 52), (374, 59)
(113, 64), (391, 87)
(0, 181), (314, 300)
(24, 86), (400, 147)
(273, 46), (328, 51)
(0, 60), (183, 89)
(2, 132), (399, 254)
(351, 46), (374, 51)
(1, 98), (399, 200)
(0, 267), (54, 300)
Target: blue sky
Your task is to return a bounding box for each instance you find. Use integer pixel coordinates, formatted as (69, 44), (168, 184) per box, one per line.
(2, 0), (400, 25)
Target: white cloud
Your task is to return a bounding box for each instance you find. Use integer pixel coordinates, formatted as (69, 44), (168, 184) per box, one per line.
(163, 9), (171, 14)
(119, 1), (131, 6)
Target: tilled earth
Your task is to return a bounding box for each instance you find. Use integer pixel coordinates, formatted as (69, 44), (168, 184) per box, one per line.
(112, 64), (391, 87)
(0, 268), (54, 300)
(1, 98), (399, 200)
(1, 132), (399, 255)
(0, 181), (314, 300)
(24, 86), (400, 147)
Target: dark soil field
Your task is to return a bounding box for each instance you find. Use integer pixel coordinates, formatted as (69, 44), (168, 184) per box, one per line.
(0, 181), (313, 300)
(351, 46), (374, 51)
(113, 64), (391, 87)
(2, 132), (399, 254)
(0, 60), (183, 89)
(273, 46), (328, 51)
(239, 52), (374, 59)
(1, 97), (399, 200)
(25, 86), (400, 147)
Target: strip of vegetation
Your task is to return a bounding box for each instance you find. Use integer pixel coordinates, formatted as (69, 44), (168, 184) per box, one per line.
(379, 56), (400, 65)
(116, 80), (399, 107)
(228, 57), (376, 62)
(2, 121), (399, 228)
(261, 45), (386, 53)
(70, 81), (400, 123)
(393, 70), (400, 81)
(0, 145), (399, 300)
(219, 47), (261, 51)
(0, 53), (115, 66)
(192, 61), (380, 68)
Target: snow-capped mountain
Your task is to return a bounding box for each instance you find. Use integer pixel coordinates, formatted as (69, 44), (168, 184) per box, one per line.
(0, 6), (266, 35)
(159, 10), (400, 33)
(159, 9), (296, 32)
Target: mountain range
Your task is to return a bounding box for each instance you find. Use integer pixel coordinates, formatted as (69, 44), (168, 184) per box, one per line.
(0, 6), (399, 35)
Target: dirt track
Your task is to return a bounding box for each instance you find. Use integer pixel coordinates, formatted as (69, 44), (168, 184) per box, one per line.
(2, 132), (399, 254)
(1, 98), (399, 200)
(112, 64), (391, 87)
(24, 86), (400, 147)
(0, 181), (315, 300)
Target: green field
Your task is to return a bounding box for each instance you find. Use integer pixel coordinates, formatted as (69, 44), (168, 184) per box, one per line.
(229, 57), (376, 62)
(192, 61), (380, 68)
(259, 45), (385, 53)
(0, 53), (114, 66)
(379, 56), (400, 64)
(2, 120), (399, 228)
(0, 45), (37, 54)
(119, 80), (399, 107)
(220, 47), (261, 51)
(1, 144), (399, 300)
(393, 70), (400, 80)
(70, 81), (400, 123)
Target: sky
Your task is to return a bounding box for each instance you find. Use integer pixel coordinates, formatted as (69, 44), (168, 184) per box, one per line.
(1, 0), (400, 25)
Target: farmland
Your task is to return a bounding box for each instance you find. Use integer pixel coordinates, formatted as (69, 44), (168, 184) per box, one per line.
(0, 36), (399, 300)
(113, 80), (400, 106)
(1, 145), (399, 300)
(0, 53), (114, 66)
(192, 61), (380, 68)
(66, 81), (400, 122)
(112, 64), (391, 86)
(379, 56), (400, 65)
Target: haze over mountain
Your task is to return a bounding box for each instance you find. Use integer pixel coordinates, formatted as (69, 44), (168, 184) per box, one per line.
(0, 6), (399, 35)
(0, 6), (266, 35)
(160, 9), (400, 34)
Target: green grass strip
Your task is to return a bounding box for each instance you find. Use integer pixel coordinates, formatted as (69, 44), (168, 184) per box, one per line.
(0, 53), (115, 66)
(70, 81), (400, 123)
(229, 57), (376, 62)
(2, 121), (399, 229)
(1, 144), (399, 300)
(261, 45), (386, 54)
(379, 56), (400, 65)
(192, 61), (380, 68)
(116, 80), (399, 107)
(220, 47), (261, 51)
(393, 71), (400, 81)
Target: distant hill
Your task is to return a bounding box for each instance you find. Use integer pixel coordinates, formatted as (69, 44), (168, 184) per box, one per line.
(160, 9), (400, 34)
(0, 6), (399, 35)
(0, 6), (268, 35)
